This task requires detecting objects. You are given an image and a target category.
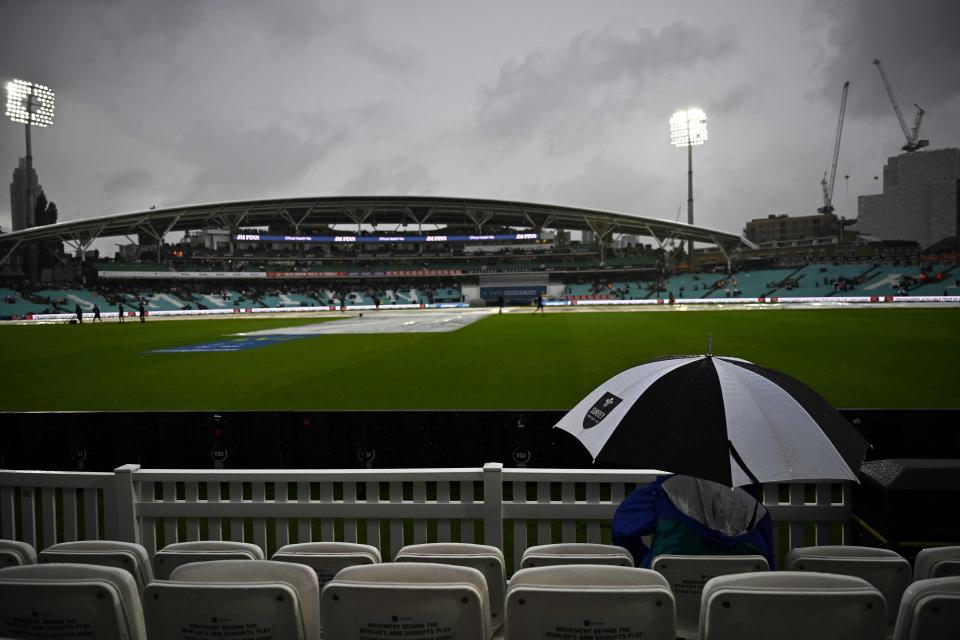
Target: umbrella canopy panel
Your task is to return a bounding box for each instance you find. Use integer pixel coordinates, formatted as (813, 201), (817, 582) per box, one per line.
(554, 355), (870, 486)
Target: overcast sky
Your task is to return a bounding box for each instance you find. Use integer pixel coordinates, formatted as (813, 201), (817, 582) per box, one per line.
(1, 0), (958, 240)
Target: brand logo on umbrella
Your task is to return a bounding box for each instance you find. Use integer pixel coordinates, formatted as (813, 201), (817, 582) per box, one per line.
(583, 392), (623, 429)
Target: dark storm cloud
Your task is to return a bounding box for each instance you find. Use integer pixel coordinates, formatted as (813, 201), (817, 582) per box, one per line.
(474, 22), (738, 152)
(813, 0), (960, 119)
(339, 158), (437, 196)
(224, 1), (422, 72)
(708, 83), (756, 116)
(177, 117), (349, 203)
(519, 155), (665, 215)
(102, 168), (153, 198)
(0, 0), (200, 94)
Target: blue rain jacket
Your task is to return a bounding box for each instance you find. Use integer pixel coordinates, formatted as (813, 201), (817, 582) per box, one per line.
(612, 475), (775, 569)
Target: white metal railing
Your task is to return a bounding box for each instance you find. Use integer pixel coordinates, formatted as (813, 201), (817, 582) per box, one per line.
(0, 464), (851, 572)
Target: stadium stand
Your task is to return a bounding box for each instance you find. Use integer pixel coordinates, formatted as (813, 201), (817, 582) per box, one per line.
(716, 269), (796, 297)
(842, 264), (927, 296)
(0, 288), (52, 317)
(786, 263), (876, 296)
(36, 288), (113, 311)
(661, 272), (728, 299)
(3, 251), (956, 319)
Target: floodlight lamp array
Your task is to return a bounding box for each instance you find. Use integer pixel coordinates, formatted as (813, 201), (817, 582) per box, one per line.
(669, 108), (707, 147)
(5, 79), (55, 127)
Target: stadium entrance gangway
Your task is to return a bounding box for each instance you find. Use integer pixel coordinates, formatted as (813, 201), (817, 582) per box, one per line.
(0, 464), (851, 572)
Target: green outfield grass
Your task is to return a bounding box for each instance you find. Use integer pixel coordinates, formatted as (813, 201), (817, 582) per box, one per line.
(0, 307), (957, 411)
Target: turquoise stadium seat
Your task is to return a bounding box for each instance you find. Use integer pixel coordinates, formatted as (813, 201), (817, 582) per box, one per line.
(260, 293), (322, 308)
(843, 265), (923, 296)
(37, 289), (113, 310)
(564, 283), (594, 296)
(0, 289), (51, 317)
(783, 263), (874, 297)
(662, 273), (726, 298)
(723, 269), (795, 297)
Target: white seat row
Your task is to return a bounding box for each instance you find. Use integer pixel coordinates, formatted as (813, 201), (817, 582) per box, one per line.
(5, 560), (958, 640)
(2, 538), (960, 639)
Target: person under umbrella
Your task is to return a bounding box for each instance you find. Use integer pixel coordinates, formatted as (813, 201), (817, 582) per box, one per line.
(553, 352), (870, 487)
(555, 350), (870, 567)
(612, 474), (774, 569)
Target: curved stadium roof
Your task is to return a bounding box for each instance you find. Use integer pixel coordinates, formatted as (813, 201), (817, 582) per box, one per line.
(0, 195), (755, 259)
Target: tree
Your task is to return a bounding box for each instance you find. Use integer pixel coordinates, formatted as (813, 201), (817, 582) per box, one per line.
(33, 192), (64, 271)
(34, 193), (58, 226)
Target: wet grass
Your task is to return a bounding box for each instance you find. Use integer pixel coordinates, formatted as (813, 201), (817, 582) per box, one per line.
(1, 307), (957, 410)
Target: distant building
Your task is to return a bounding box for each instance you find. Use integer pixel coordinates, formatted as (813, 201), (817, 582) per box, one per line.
(854, 148), (960, 249)
(743, 212), (841, 247)
(614, 233), (641, 249)
(9, 157), (43, 231)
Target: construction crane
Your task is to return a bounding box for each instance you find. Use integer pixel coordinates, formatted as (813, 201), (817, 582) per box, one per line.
(819, 81), (849, 215)
(873, 58), (929, 152)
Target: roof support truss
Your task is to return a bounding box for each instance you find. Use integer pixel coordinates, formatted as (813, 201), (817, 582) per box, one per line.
(345, 208), (373, 233)
(403, 206), (433, 233)
(42, 243), (71, 268)
(585, 218), (617, 240)
(465, 210), (494, 232)
(61, 224), (107, 261)
(0, 239), (23, 268)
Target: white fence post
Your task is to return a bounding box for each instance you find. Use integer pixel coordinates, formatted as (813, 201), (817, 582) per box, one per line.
(482, 463), (503, 549)
(112, 464), (142, 543)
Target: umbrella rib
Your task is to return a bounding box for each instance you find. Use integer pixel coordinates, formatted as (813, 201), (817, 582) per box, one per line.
(727, 439), (760, 486)
(728, 440), (762, 529)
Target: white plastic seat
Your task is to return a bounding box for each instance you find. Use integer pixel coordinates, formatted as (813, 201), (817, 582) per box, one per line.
(144, 559), (321, 640)
(0, 563), (147, 640)
(913, 546), (960, 580)
(699, 571), (886, 640)
(272, 541), (381, 632)
(0, 539), (36, 566)
(505, 564), (675, 640)
(520, 543), (634, 569)
(893, 576), (960, 640)
(153, 540), (265, 579)
(651, 554), (768, 639)
(321, 562), (489, 640)
(39, 540), (153, 591)
(785, 545), (911, 632)
(272, 541), (381, 587)
(396, 542), (506, 633)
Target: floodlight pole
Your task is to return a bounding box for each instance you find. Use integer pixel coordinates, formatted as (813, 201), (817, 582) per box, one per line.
(24, 89), (35, 227)
(687, 134), (694, 268)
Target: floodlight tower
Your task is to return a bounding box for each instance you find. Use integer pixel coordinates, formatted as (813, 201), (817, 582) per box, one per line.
(5, 79), (55, 229)
(670, 108), (708, 267)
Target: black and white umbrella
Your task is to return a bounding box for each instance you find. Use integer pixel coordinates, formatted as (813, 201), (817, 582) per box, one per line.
(554, 354), (870, 486)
